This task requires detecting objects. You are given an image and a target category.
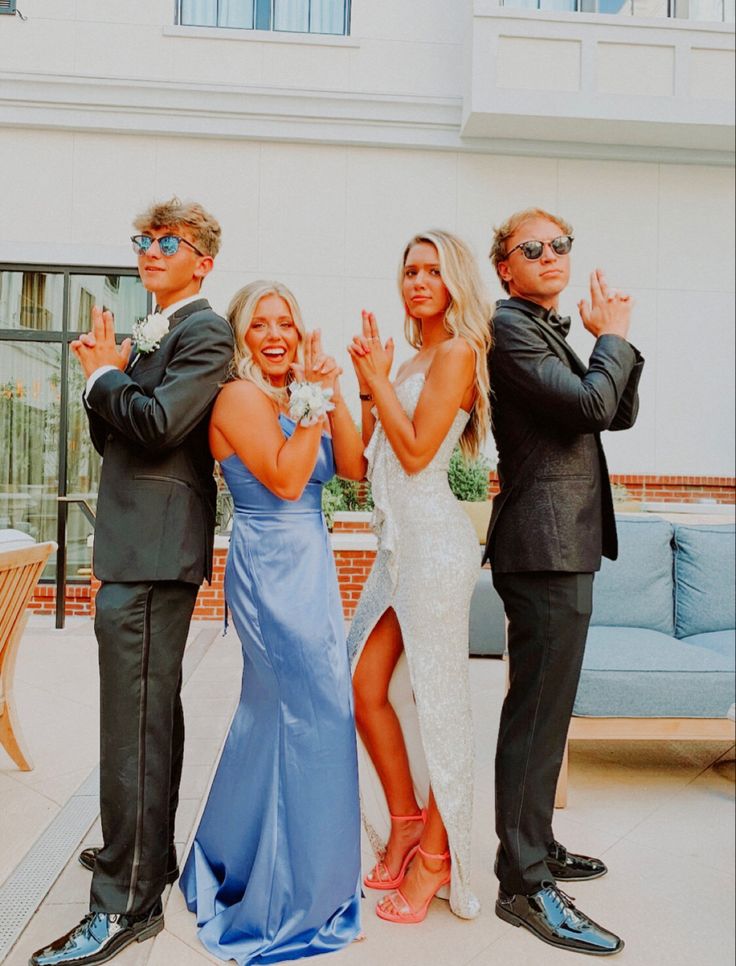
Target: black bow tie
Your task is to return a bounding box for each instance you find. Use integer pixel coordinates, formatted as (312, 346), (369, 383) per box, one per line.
(546, 311), (571, 338)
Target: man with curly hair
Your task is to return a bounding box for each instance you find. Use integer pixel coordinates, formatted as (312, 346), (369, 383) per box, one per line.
(31, 199), (233, 966)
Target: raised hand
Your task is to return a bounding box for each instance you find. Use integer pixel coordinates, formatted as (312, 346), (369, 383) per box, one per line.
(290, 329), (343, 395)
(347, 310), (394, 389)
(578, 269), (632, 341)
(70, 306), (132, 378)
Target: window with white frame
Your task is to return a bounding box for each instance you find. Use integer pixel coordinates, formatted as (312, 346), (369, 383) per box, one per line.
(499, 0), (734, 21)
(178, 0), (351, 35)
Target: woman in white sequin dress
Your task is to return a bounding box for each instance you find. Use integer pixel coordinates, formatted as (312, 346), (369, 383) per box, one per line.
(346, 231), (492, 924)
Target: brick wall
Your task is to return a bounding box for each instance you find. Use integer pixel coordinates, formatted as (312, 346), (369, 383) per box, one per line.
(610, 475), (735, 504)
(29, 474), (736, 619)
(486, 473), (735, 504)
(60, 533), (380, 624)
(87, 556), (229, 623)
(27, 582), (91, 616)
(335, 550), (376, 620)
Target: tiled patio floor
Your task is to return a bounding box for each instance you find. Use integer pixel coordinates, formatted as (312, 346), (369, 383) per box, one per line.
(1, 616), (734, 966)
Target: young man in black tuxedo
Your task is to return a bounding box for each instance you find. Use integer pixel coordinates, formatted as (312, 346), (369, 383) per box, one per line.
(31, 199), (234, 966)
(484, 208), (644, 957)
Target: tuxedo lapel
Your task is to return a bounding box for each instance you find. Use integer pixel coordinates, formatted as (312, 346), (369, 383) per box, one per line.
(126, 299), (211, 376)
(501, 298), (587, 376)
(167, 298), (210, 330)
(534, 316), (588, 376)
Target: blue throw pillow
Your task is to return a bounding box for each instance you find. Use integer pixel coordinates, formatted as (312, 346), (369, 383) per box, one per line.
(674, 524), (735, 638)
(591, 516), (674, 635)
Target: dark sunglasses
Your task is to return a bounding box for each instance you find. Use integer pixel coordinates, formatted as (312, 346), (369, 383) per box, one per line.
(131, 234), (205, 257)
(505, 235), (574, 261)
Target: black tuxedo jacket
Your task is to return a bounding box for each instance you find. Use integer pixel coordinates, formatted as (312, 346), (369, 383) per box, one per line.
(483, 297), (644, 573)
(84, 298), (234, 584)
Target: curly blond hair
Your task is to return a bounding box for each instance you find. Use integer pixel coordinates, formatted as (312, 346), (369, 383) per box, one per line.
(133, 196), (222, 257)
(489, 207), (573, 294)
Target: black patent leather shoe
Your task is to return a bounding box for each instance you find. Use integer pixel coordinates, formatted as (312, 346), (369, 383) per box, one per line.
(29, 905), (163, 965)
(77, 848), (179, 885)
(496, 883), (624, 956)
(547, 840), (608, 881)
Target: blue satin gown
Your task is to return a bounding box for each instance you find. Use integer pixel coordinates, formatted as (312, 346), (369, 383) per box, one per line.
(180, 415), (362, 965)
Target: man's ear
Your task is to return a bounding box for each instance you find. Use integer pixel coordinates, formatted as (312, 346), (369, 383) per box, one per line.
(194, 255), (214, 281)
(497, 260), (512, 285)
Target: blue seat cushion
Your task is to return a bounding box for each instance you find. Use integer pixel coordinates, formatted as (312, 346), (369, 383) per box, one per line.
(674, 523), (736, 638)
(591, 516), (674, 636)
(574, 625), (736, 718)
(680, 630), (735, 660)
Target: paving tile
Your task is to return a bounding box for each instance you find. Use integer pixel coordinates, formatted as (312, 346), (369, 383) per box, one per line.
(148, 925), (221, 965)
(557, 739), (730, 839)
(182, 677), (241, 701)
(546, 811), (622, 864)
(175, 796), (204, 846)
(45, 855), (94, 905)
(22, 767), (97, 807)
(80, 817), (102, 846)
(183, 735), (227, 767)
(346, 897), (507, 966)
(2, 901), (89, 966)
(0, 775), (59, 886)
(162, 903), (207, 956)
(178, 765), (216, 801)
(623, 759), (736, 876)
(182, 696), (238, 719)
(3, 622), (734, 966)
(182, 715), (232, 741)
(569, 836), (735, 966)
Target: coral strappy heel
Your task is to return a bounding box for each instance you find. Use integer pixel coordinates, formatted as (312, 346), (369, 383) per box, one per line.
(375, 845), (451, 924)
(363, 809), (426, 891)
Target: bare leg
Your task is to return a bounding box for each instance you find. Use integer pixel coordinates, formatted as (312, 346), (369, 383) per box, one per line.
(354, 609), (451, 911)
(353, 609), (424, 877)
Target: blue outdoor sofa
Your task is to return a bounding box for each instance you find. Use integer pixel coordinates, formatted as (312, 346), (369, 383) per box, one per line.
(557, 514), (736, 806)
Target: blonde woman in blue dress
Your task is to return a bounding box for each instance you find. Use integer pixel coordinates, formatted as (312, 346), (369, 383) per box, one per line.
(346, 231), (492, 925)
(181, 281), (367, 965)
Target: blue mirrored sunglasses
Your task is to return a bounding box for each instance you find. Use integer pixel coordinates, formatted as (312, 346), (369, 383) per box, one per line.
(131, 234), (205, 257)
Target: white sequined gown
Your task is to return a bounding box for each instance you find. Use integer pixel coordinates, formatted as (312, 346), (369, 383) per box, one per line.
(347, 373), (480, 920)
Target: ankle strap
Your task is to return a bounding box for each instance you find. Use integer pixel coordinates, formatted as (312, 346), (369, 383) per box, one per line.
(389, 808), (426, 822)
(418, 845), (450, 862)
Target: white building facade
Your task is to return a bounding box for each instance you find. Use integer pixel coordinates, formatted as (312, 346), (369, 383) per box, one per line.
(0, 0), (734, 568)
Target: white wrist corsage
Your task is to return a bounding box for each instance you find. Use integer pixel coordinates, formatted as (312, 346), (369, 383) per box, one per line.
(132, 313), (169, 354)
(288, 381), (335, 427)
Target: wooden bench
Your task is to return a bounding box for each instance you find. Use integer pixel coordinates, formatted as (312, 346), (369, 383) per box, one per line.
(0, 542), (57, 770)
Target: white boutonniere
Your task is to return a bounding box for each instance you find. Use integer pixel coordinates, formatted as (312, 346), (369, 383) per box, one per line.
(288, 381), (335, 426)
(132, 313), (169, 354)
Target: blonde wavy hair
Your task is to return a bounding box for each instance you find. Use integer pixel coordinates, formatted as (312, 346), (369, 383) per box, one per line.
(399, 230), (492, 460)
(227, 280), (305, 406)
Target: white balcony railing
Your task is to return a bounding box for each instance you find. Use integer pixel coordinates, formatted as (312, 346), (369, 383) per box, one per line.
(499, 0), (734, 23)
(464, 3), (735, 159)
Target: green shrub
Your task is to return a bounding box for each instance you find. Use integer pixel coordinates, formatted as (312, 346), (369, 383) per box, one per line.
(322, 476), (373, 528)
(448, 447), (491, 502)
(321, 447), (490, 526)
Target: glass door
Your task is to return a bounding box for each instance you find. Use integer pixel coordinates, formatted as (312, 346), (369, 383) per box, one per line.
(0, 265), (149, 617)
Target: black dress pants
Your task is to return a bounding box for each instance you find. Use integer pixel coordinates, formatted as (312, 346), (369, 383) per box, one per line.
(90, 580), (199, 915)
(492, 571), (593, 896)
